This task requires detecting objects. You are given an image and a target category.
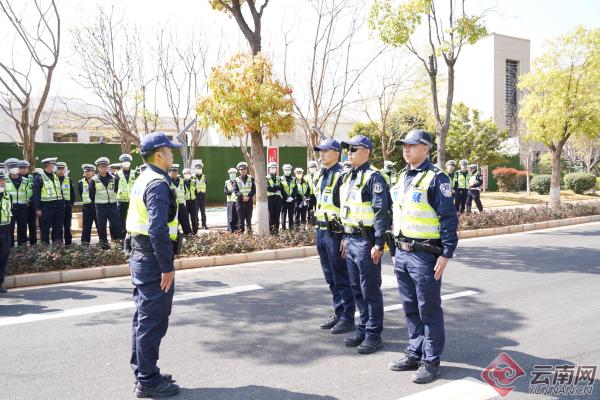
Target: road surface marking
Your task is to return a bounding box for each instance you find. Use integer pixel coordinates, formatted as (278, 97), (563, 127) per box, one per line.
(396, 377), (498, 400)
(0, 285), (263, 327)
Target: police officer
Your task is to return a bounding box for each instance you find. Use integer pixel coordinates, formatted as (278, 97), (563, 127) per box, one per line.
(78, 164), (98, 245)
(19, 160), (36, 245)
(280, 164), (296, 230)
(110, 163), (122, 175)
(32, 157), (64, 245)
(115, 153), (136, 238)
(0, 173), (12, 293)
(305, 160), (319, 223)
(126, 132), (180, 397)
(56, 162), (75, 245)
(466, 164), (484, 213)
(89, 157), (122, 249)
(232, 162), (255, 233)
(294, 167), (309, 225)
(455, 159), (470, 213)
(382, 160), (397, 187)
(266, 162), (283, 234)
(339, 135), (390, 354)
(313, 138), (355, 334)
(169, 165), (193, 236)
(194, 161), (208, 230)
(342, 160), (352, 174)
(5, 158), (29, 246)
(388, 129), (459, 384)
(445, 160), (458, 201)
(224, 168), (239, 233)
(182, 168), (198, 235)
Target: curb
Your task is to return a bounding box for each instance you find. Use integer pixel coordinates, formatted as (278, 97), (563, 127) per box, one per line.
(6, 214), (600, 290)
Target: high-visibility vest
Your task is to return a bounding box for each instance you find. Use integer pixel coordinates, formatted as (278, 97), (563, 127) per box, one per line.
(184, 179), (196, 201)
(391, 169), (442, 239)
(40, 172), (62, 202)
(448, 172), (457, 189)
(267, 175), (282, 198)
(304, 173), (317, 195)
(171, 179), (185, 204)
(60, 176), (72, 202)
(0, 192), (12, 225)
(5, 177), (29, 205)
(224, 180), (237, 203)
(296, 179), (309, 197)
(126, 169), (178, 240)
(280, 176), (295, 197)
(469, 173), (481, 191)
(315, 169), (341, 229)
(456, 171), (471, 189)
(235, 175), (253, 196)
(92, 174), (117, 204)
(339, 168), (377, 228)
(116, 170), (136, 202)
(195, 174), (207, 194)
(79, 178), (92, 204)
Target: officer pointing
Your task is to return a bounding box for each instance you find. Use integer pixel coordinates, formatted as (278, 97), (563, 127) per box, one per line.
(126, 132), (181, 397)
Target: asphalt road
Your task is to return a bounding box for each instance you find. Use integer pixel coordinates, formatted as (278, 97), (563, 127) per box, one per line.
(1, 222), (599, 400)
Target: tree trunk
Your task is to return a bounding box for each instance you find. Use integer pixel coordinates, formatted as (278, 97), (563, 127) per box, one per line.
(250, 131), (269, 235)
(549, 146), (563, 207)
(381, 130), (388, 162)
(121, 139), (132, 154)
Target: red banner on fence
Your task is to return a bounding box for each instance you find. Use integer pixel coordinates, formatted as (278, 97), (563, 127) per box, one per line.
(267, 146), (279, 170)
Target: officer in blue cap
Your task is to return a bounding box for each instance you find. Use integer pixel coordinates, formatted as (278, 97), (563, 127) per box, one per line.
(126, 132), (181, 397)
(339, 135), (390, 354)
(313, 138), (355, 334)
(388, 129), (458, 383)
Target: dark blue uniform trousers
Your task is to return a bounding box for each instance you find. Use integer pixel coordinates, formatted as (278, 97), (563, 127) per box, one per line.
(236, 200), (253, 233)
(10, 204), (29, 246)
(81, 203), (98, 244)
(130, 253), (174, 386)
(40, 201), (64, 244)
(316, 229), (354, 322)
(0, 227), (11, 286)
(95, 203), (122, 243)
(226, 201), (238, 232)
(394, 250), (444, 363)
(344, 234), (383, 340)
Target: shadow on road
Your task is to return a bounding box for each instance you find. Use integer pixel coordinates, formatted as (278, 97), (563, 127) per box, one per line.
(177, 385), (337, 400)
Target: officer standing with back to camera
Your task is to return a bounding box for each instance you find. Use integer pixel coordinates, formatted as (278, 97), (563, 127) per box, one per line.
(79, 164), (98, 245)
(313, 138), (355, 335)
(0, 172), (12, 294)
(466, 164), (484, 213)
(232, 161), (255, 234)
(115, 153), (136, 238)
(266, 162), (283, 234)
(32, 157), (64, 245)
(4, 158), (29, 247)
(388, 129), (458, 384)
(223, 167), (239, 233)
(89, 157), (122, 249)
(126, 132), (181, 398)
(339, 135), (390, 354)
(55, 162), (75, 245)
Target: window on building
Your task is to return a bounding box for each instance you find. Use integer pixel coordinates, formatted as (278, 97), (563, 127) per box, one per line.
(53, 132), (78, 142)
(505, 60), (519, 133)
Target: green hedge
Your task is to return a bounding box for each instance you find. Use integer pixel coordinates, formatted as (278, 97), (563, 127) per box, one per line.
(564, 173), (596, 194)
(531, 175), (552, 195)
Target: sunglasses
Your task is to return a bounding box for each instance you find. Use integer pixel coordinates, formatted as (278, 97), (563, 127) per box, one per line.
(348, 146), (367, 153)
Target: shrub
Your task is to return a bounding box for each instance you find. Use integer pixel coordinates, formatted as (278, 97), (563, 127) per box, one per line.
(596, 177), (600, 191)
(531, 175), (552, 195)
(563, 172), (597, 194)
(492, 167), (529, 192)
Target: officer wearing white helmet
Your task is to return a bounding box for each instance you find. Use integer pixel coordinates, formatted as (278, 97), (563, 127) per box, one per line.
(168, 164), (192, 235)
(182, 168), (198, 235)
(78, 164), (98, 245)
(232, 161), (255, 233)
(114, 153), (136, 238)
(109, 163), (122, 175)
(55, 161), (75, 245)
(445, 160), (458, 199)
(305, 160), (319, 224)
(89, 157), (122, 249)
(455, 159), (470, 213)
(382, 160), (397, 186)
(466, 164), (484, 213)
(280, 163), (297, 230)
(4, 158), (29, 246)
(0, 171), (12, 293)
(18, 160), (36, 245)
(266, 161), (283, 233)
(32, 157), (64, 245)
(193, 160), (208, 230)
(293, 167), (309, 225)
(223, 167), (239, 232)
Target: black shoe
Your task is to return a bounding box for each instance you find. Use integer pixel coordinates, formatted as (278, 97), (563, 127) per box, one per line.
(357, 337), (383, 354)
(135, 373), (176, 386)
(343, 332), (365, 347)
(0, 288), (7, 294)
(389, 353), (421, 371)
(203, 225), (209, 230)
(100, 241), (110, 250)
(412, 361), (440, 384)
(135, 380), (179, 398)
(330, 319), (355, 334)
(320, 315), (339, 330)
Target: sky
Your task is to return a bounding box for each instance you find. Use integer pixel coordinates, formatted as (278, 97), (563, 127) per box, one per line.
(1, 0), (599, 121)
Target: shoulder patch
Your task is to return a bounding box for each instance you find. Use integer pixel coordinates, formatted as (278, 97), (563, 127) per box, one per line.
(440, 183), (452, 198)
(373, 182), (384, 194)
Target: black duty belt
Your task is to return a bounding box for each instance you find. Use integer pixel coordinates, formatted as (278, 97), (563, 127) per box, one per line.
(316, 220), (328, 228)
(395, 236), (442, 255)
(343, 226), (374, 235)
(130, 234), (154, 253)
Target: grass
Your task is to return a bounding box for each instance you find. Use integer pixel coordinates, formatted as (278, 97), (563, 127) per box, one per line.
(481, 190), (600, 208)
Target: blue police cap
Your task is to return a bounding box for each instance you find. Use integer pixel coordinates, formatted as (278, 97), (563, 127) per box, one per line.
(313, 138), (342, 152)
(140, 132), (182, 154)
(341, 135), (373, 150)
(397, 129), (433, 146)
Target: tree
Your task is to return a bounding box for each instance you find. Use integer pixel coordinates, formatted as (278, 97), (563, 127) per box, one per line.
(196, 53), (294, 235)
(519, 26), (600, 206)
(369, 0), (487, 167)
(0, 0), (60, 167)
(563, 135), (600, 173)
(446, 102), (508, 166)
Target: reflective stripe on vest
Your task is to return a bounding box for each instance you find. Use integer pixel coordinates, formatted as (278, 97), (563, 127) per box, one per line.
(61, 176), (71, 202)
(469, 173), (481, 191)
(93, 175), (117, 204)
(79, 178), (92, 204)
(225, 180), (236, 202)
(126, 169), (178, 240)
(184, 180), (196, 201)
(236, 176), (253, 196)
(315, 170), (341, 229)
(457, 171), (471, 189)
(116, 170), (135, 202)
(339, 169), (376, 228)
(304, 174), (316, 193)
(40, 173), (62, 202)
(391, 169), (441, 239)
(296, 180), (309, 197)
(267, 176), (281, 197)
(0, 193), (12, 225)
(5, 178), (29, 204)
(280, 176), (295, 196)
(171, 180), (185, 203)
(195, 175), (206, 193)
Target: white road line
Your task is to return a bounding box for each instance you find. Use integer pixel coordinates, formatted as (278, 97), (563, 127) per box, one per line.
(0, 284), (263, 327)
(355, 290), (479, 318)
(396, 377), (498, 400)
